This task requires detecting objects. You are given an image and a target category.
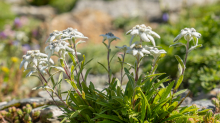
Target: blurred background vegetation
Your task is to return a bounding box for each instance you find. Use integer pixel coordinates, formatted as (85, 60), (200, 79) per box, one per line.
(0, 0), (219, 101)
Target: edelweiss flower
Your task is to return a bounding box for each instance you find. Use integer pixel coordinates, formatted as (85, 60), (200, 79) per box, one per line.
(20, 50), (53, 70)
(45, 40), (81, 59)
(100, 32), (120, 45)
(173, 28), (201, 43)
(62, 27), (88, 40)
(126, 24), (160, 46)
(126, 41), (150, 58)
(148, 47), (166, 58)
(46, 30), (62, 43)
(25, 65), (48, 77)
(115, 45), (130, 52)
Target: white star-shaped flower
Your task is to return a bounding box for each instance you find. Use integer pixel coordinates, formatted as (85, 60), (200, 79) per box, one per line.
(46, 30), (62, 43)
(148, 47), (166, 58)
(126, 24), (160, 46)
(20, 50), (52, 70)
(61, 28), (88, 40)
(173, 28), (201, 43)
(45, 40), (81, 59)
(115, 45), (130, 52)
(126, 41), (150, 58)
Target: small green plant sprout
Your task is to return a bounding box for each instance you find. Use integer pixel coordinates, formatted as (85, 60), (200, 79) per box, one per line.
(20, 25), (209, 122)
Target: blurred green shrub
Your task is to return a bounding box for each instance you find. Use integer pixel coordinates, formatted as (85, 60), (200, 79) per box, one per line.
(26, 0), (78, 13)
(0, 1), (15, 30)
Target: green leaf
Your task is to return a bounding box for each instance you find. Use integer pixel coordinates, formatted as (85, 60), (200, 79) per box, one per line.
(32, 86), (54, 92)
(85, 68), (92, 83)
(174, 75), (184, 90)
(169, 43), (186, 48)
(66, 79), (77, 90)
(175, 55), (185, 71)
(97, 62), (108, 72)
(70, 110), (81, 118)
(84, 58), (93, 66)
(138, 89), (151, 120)
(68, 53), (77, 66)
(151, 64), (158, 74)
(110, 51), (118, 63)
(161, 81), (175, 101)
(59, 58), (65, 67)
(173, 89), (188, 97)
(58, 72), (63, 97)
(94, 113), (124, 123)
(188, 44), (203, 53)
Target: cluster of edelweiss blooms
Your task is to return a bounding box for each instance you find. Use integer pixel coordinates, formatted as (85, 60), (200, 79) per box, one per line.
(20, 24), (201, 82)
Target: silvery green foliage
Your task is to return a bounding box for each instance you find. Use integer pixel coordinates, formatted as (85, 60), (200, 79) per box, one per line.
(126, 24), (160, 46)
(20, 50), (54, 77)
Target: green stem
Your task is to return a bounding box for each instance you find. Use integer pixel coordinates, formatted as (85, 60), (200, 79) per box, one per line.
(135, 55), (140, 82)
(107, 44), (111, 84)
(120, 52), (126, 86)
(182, 40), (190, 74)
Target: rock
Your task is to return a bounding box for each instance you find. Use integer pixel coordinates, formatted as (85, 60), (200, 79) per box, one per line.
(32, 105), (64, 122)
(181, 97), (192, 105)
(72, 0), (161, 19)
(11, 5), (56, 20)
(0, 97), (64, 110)
(185, 100), (215, 111)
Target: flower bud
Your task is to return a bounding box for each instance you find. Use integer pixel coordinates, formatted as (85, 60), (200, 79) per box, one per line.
(14, 120), (20, 123)
(32, 102), (37, 108)
(32, 110), (41, 120)
(24, 114), (31, 121)
(6, 112), (12, 118)
(0, 110), (8, 117)
(12, 106), (17, 112)
(26, 104), (32, 109)
(212, 98), (220, 107)
(8, 107), (12, 113)
(187, 118), (195, 123)
(17, 109), (23, 117)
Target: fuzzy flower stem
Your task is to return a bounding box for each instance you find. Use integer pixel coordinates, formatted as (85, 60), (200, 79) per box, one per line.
(151, 56), (158, 74)
(73, 43), (86, 85)
(36, 66), (72, 111)
(120, 52), (126, 85)
(107, 44), (111, 84)
(135, 55), (140, 82)
(182, 40), (190, 74)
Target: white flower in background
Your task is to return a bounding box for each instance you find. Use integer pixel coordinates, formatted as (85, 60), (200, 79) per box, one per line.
(126, 41), (150, 57)
(148, 47), (167, 58)
(100, 32), (120, 45)
(126, 24), (160, 46)
(20, 50), (52, 70)
(46, 30), (62, 43)
(62, 28), (88, 40)
(15, 31), (29, 42)
(45, 40), (81, 59)
(173, 28), (201, 44)
(115, 45), (130, 52)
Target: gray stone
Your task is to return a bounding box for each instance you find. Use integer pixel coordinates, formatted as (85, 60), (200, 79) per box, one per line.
(186, 100), (215, 111)
(181, 97), (192, 105)
(11, 5), (56, 20)
(72, 0), (161, 19)
(32, 105), (64, 122)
